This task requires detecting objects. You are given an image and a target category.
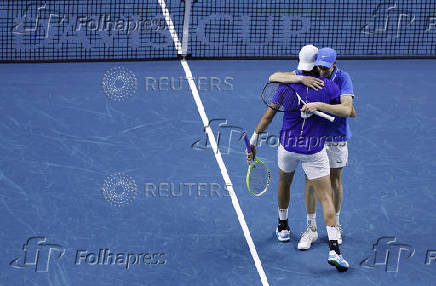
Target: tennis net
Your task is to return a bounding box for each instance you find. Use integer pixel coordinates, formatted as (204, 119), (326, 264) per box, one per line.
(1, 0), (435, 62)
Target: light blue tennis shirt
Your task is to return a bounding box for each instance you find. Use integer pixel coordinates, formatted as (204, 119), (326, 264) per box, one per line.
(295, 68), (354, 142)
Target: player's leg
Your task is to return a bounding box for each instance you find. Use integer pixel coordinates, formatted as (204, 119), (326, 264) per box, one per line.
(309, 176), (335, 226)
(300, 149), (349, 271)
(310, 175), (349, 272)
(326, 141), (348, 244)
(278, 169), (294, 211)
(298, 178), (318, 250)
(305, 177), (317, 220)
(330, 167), (343, 221)
(300, 167), (344, 246)
(276, 144), (298, 242)
(276, 168), (294, 241)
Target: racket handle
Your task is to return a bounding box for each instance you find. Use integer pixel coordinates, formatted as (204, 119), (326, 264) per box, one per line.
(314, 111), (335, 122)
(242, 132), (252, 153)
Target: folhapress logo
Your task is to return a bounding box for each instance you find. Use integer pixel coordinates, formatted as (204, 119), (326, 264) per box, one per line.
(10, 237), (167, 273)
(75, 249), (166, 269)
(9, 236), (65, 272)
(361, 3), (415, 39)
(360, 236), (415, 272)
(191, 119), (245, 154)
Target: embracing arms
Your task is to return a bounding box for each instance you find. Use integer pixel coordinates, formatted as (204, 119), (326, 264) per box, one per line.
(270, 71), (356, 118)
(302, 95), (354, 118)
(269, 72), (325, 91)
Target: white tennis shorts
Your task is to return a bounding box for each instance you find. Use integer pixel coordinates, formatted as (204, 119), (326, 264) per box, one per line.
(325, 141), (348, 168)
(277, 144), (330, 180)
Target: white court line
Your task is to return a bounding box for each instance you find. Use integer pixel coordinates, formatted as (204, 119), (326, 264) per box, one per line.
(157, 1), (269, 285)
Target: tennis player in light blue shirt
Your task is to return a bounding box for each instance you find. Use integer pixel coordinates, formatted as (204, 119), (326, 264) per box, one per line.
(302, 47), (355, 249)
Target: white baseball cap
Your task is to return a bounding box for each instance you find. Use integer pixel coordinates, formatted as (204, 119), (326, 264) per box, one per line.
(297, 45), (318, 71)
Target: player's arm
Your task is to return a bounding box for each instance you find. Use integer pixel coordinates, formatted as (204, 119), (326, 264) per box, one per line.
(303, 71), (356, 117)
(319, 95), (353, 117)
(246, 107), (277, 163)
(254, 107), (277, 134)
(269, 72), (324, 91)
(350, 103), (356, 118)
(340, 71), (356, 117)
(302, 95), (353, 117)
(269, 72), (295, 83)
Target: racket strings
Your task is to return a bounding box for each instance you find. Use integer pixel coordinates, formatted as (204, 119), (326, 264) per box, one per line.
(262, 83), (301, 112)
(248, 162), (271, 195)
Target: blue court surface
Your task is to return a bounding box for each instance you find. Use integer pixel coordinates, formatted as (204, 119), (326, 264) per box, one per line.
(1, 59), (436, 286)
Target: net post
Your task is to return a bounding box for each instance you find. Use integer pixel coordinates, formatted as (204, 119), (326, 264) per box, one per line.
(181, 0), (192, 57)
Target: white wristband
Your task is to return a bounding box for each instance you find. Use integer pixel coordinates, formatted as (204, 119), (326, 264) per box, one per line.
(249, 132), (259, 146)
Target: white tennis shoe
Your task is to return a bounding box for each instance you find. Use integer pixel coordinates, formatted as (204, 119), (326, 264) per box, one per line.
(297, 226), (318, 250)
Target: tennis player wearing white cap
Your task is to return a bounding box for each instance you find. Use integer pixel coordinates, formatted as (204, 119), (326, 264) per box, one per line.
(270, 47), (356, 250)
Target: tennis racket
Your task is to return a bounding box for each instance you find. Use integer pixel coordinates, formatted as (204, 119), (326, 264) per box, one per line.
(262, 82), (335, 122)
(243, 132), (271, 197)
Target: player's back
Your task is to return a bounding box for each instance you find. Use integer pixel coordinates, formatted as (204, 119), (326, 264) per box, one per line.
(280, 78), (340, 154)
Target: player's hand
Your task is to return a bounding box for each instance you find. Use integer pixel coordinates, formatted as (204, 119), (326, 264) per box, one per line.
(246, 145), (256, 164)
(301, 102), (321, 113)
(301, 76), (324, 91)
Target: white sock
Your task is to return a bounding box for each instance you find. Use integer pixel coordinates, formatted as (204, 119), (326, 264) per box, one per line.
(326, 226), (340, 241)
(307, 213), (317, 229)
(278, 208), (288, 220)
(336, 211), (341, 226)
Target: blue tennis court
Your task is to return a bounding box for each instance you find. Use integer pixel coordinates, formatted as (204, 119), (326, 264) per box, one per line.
(1, 1), (436, 286)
